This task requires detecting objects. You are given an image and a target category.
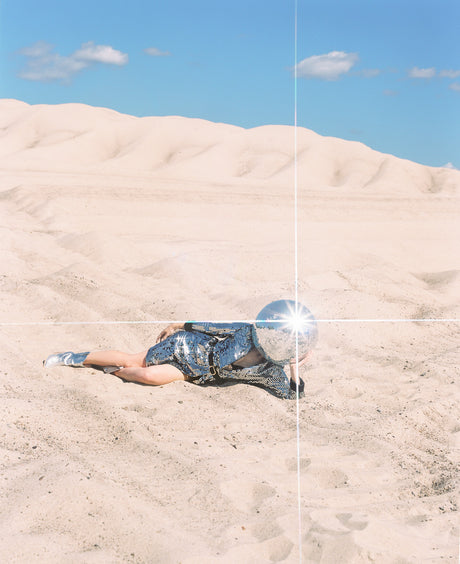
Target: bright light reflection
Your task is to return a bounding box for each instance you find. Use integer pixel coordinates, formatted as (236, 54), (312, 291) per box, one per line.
(280, 301), (309, 333)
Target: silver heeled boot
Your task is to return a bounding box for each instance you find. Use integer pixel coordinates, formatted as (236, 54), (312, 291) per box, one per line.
(43, 351), (90, 368)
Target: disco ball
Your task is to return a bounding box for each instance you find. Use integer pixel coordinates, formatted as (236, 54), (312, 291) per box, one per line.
(252, 299), (318, 365)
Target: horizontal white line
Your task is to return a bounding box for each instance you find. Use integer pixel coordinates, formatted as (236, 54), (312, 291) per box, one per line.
(314, 318), (460, 323)
(0, 318), (458, 327)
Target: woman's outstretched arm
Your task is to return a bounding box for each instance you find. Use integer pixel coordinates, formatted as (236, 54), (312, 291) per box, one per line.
(289, 351), (312, 384)
(157, 321), (248, 342)
(184, 321), (248, 337)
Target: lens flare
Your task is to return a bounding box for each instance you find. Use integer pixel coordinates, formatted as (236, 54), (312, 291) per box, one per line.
(252, 299), (318, 364)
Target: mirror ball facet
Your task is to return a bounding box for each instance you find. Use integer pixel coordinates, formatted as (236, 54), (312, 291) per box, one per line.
(252, 300), (318, 365)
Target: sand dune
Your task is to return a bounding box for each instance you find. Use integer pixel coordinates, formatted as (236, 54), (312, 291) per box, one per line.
(1, 99), (458, 195)
(0, 99), (459, 562)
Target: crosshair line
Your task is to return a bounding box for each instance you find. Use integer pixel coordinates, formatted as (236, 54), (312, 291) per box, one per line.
(293, 0), (303, 561)
(0, 318), (458, 327)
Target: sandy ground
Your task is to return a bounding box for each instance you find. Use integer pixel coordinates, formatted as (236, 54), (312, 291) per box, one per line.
(0, 99), (459, 563)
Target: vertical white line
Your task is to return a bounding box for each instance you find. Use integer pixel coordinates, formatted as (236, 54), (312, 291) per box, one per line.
(294, 1), (303, 562)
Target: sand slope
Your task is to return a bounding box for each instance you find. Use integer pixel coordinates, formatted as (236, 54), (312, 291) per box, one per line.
(0, 100), (459, 562)
(1, 99), (458, 195)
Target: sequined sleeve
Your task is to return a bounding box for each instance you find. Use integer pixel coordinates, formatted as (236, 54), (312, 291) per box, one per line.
(184, 322), (249, 337)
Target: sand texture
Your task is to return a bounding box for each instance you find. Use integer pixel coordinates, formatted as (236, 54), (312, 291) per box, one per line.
(0, 99), (459, 562)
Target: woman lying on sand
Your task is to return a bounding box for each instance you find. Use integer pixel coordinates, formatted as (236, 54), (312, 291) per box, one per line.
(44, 300), (318, 399)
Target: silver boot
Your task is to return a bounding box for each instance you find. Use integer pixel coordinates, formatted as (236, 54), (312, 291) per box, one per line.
(43, 351), (90, 368)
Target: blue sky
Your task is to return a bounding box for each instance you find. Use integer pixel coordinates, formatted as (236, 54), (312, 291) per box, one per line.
(1, 0), (459, 168)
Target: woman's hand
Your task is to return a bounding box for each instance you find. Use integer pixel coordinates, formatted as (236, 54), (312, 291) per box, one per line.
(156, 323), (185, 343)
(289, 351), (313, 383)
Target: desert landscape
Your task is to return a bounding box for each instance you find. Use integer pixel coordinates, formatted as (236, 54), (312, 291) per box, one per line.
(0, 99), (458, 562)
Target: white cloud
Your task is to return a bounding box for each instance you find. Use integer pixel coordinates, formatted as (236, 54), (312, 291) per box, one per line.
(144, 47), (171, 57)
(295, 51), (359, 81)
(73, 41), (128, 65)
(449, 82), (460, 92)
(18, 40), (54, 58)
(17, 41), (128, 82)
(18, 53), (88, 81)
(439, 69), (460, 79)
(408, 66), (436, 78)
(442, 162), (458, 169)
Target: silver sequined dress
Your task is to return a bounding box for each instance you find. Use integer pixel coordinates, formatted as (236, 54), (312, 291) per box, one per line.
(145, 322), (304, 399)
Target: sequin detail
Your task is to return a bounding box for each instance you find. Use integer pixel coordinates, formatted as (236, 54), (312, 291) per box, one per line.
(145, 331), (216, 380)
(146, 323), (304, 399)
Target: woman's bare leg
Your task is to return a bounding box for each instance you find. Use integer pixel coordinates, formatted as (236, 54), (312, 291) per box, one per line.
(83, 350), (148, 368)
(112, 364), (185, 385)
(82, 351), (186, 385)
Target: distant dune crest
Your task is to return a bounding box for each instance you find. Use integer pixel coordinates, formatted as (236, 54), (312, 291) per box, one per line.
(0, 99), (458, 195)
